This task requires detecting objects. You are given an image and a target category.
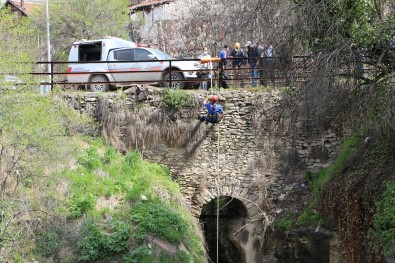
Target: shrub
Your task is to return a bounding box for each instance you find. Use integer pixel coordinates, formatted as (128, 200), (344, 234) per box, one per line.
(274, 213), (294, 231)
(162, 89), (190, 110)
(130, 201), (188, 243)
(76, 220), (131, 261)
(123, 246), (152, 263)
(370, 180), (395, 258)
(67, 192), (97, 218)
(102, 147), (118, 164)
(36, 227), (64, 257)
(77, 147), (102, 171)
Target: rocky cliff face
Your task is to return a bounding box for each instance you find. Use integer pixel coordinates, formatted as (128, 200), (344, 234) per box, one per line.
(62, 86), (352, 262)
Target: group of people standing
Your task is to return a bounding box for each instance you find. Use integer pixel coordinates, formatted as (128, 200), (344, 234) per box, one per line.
(198, 39), (292, 89)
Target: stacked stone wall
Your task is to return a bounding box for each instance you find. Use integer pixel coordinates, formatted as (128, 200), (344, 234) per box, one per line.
(63, 87), (349, 220)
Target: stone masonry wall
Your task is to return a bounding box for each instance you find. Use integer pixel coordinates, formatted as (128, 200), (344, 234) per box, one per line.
(63, 87), (348, 221)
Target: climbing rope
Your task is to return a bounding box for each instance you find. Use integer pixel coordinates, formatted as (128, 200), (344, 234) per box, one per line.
(215, 60), (222, 263)
(199, 56), (222, 263)
(216, 120), (220, 263)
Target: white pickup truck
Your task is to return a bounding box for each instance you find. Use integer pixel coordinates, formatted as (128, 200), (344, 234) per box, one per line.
(67, 38), (200, 91)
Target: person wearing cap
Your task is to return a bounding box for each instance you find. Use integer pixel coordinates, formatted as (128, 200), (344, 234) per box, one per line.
(246, 40), (260, 87)
(199, 95), (224, 123)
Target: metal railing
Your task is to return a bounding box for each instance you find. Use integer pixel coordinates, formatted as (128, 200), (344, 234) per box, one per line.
(2, 55), (371, 92)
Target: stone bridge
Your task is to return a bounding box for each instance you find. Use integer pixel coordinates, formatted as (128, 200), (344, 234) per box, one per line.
(64, 87), (346, 219)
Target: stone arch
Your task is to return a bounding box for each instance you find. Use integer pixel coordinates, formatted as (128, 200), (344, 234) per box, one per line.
(199, 196), (249, 263)
(191, 185), (257, 218)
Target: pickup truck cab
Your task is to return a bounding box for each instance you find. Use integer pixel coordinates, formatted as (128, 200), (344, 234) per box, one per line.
(67, 38), (200, 91)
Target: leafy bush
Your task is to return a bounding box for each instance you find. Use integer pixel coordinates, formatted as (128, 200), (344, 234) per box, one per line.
(77, 147), (102, 171)
(123, 246), (152, 263)
(76, 220), (131, 261)
(67, 192), (97, 218)
(123, 245), (192, 263)
(125, 150), (142, 173)
(36, 227), (64, 257)
(274, 213), (294, 231)
(162, 89), (190, 110)
(370, 180), (395, 258)
(130, 201), (188, 243)
(102, 147), (118, 164)
(63, 144), (204, 262)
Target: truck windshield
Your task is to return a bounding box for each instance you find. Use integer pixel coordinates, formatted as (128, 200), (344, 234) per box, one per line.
(149, 49), (174, 60)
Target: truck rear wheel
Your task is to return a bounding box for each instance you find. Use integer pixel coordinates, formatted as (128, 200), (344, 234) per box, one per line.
(90, 75), (110, 92)
(163, 72), (184, 89)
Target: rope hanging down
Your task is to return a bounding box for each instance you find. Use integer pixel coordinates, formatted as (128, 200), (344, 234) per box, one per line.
(199, 57), (221, 95)
(216, 120), (220, 263)
(199, 56), (223, 263)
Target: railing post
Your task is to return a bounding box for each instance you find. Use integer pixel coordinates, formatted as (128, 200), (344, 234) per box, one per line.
(50, 61), (54, 92)
(219, 60), (223, 89)
(169, 60), (172, 88)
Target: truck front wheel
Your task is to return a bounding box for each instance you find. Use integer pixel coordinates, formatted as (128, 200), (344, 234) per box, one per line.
(90, 75), (110, 92)
(163, 72), (184, 89)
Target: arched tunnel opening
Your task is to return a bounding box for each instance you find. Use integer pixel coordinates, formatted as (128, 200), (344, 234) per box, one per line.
(199, 196), (248, 263)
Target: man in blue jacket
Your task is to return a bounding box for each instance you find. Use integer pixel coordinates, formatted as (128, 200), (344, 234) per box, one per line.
(199, 95), (224, 123)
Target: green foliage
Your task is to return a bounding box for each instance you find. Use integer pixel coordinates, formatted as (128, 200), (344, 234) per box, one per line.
(36, 227), (64, 257)
(157, 250), (191, 263)
(130, 201), (188, 243)
(124, 249), (192, 263)
(77, 146), (102, 171)
(0, 7), (38, 84)
(125, 150), (142, 173)
(274, 213), (294, 231)
(123, 246), (152, 263)
(370, 180), (395, 258)
(296, 0), (379, 47)
(76, 220), (131, 261)
(103, 147), (118, 164)
(67, 192), (97, 218)
(32, 0), (130, 62)
(299, 133), (362, 226)
(0, 92), (91, 258)
(162, 88), (191, 110)
(60, 144), (204, 262)
(311, 133), (361, 197)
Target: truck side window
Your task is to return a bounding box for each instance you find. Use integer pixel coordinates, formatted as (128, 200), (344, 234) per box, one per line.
(113, 50), (134, 61)
(134, 49), (151, 61)
(79, 42), (102, 61)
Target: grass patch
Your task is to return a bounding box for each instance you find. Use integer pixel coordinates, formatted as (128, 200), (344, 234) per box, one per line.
(50, 141), (205, 262)
(274, 213), (294, 231)
(370, 179), (395, 258)
(299, 133), (363, 226)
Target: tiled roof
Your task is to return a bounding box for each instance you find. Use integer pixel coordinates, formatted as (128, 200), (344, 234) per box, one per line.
(128, 0), (173, 12)
(3, 0), (43, 16)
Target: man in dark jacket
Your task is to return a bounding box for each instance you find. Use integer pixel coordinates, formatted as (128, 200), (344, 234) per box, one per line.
(229, 42), (246, 87)
(246, 40), (260, 87)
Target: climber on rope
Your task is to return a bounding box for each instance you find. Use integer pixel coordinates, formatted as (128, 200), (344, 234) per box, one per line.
(199, 95), (224, 123)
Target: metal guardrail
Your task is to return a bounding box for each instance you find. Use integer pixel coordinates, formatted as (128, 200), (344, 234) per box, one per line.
(4, 55), (367, 91)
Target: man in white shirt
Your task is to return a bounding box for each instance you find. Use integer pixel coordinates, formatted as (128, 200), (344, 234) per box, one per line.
(197, 47), (213, 90)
